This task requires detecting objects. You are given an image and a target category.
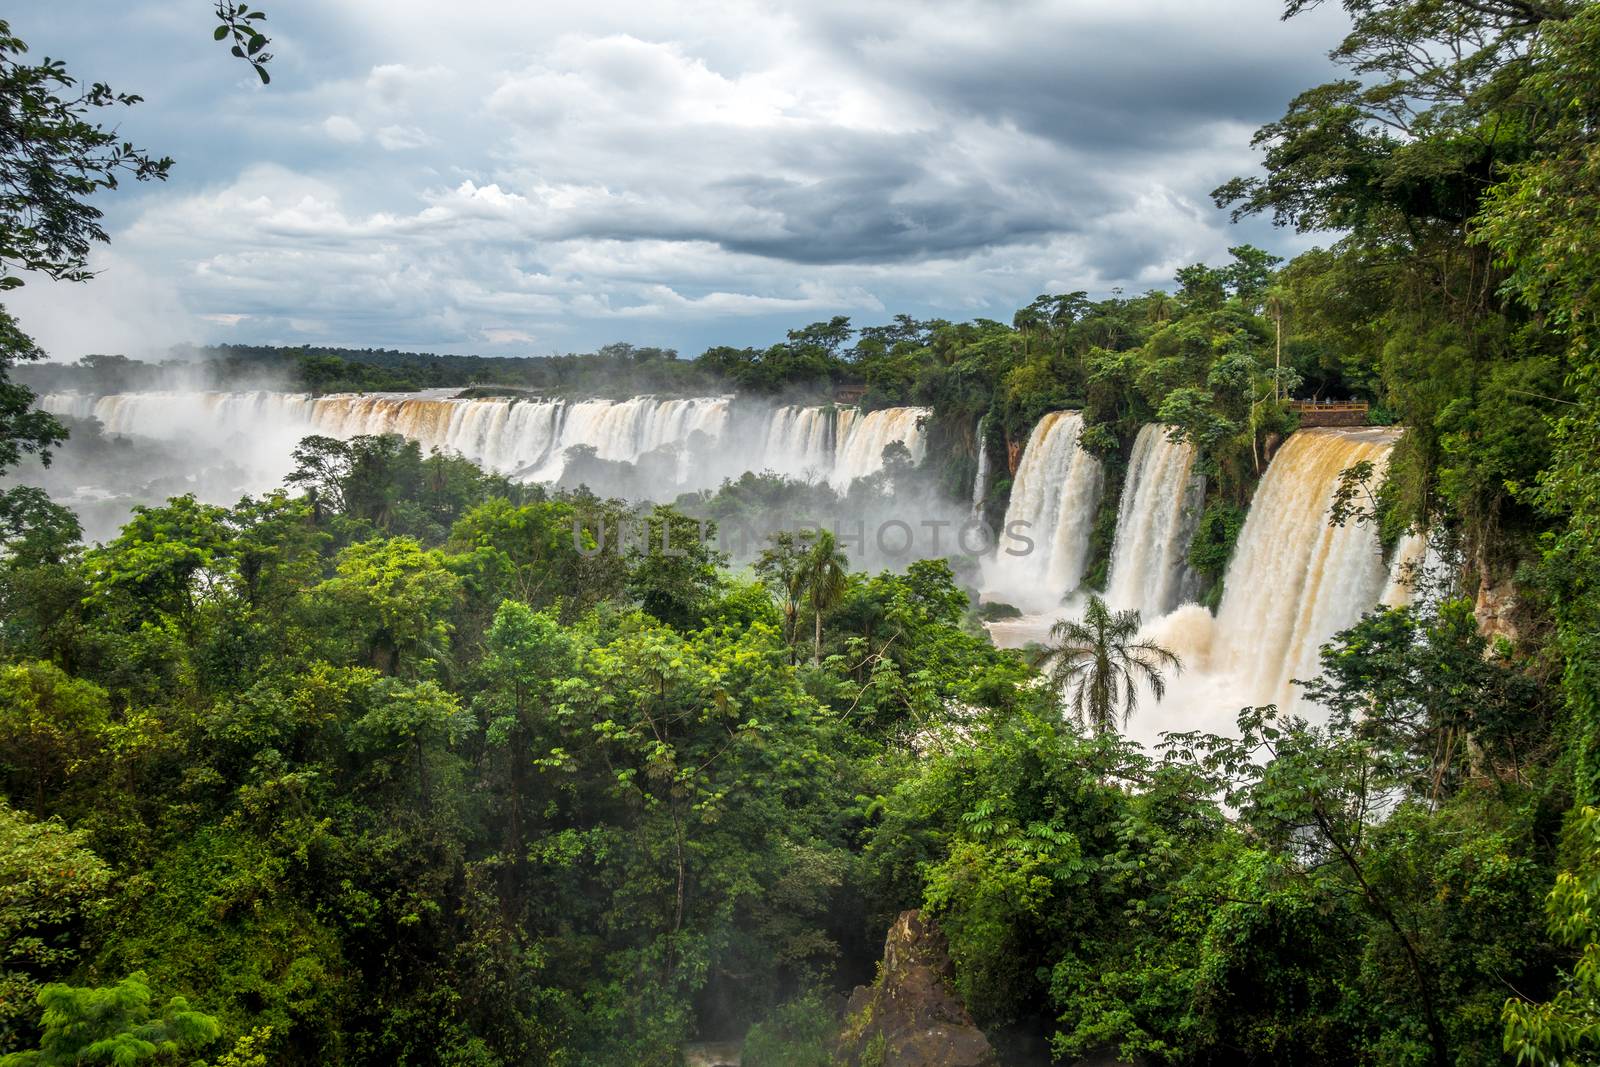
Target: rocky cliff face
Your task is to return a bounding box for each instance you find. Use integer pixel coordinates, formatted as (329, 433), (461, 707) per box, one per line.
(835, 910), (998, 1067)
(1474, 575), (1521, 647)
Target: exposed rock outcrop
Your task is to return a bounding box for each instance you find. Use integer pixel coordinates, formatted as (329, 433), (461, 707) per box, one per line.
(835, 910), (999, 1067)
(1474, 576), (1520, 648)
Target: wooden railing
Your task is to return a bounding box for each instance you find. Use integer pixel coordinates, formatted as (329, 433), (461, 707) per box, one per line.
(1288, 399), (1370, 426)
(1287, 399), (1369, 414)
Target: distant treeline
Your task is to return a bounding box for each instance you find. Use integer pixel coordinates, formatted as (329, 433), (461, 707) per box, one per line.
(16, 343), (716, 399)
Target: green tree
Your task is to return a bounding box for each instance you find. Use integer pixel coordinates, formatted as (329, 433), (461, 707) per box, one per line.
(471, 600), (581, 896)
(313, 537), (459, 676)
(1504, 806), (1600, 1067)
(0, 801), (111, 1049)
(211, 3), (272, 84)
(801, 530), (848, 666)
(1222, 243), (1284, 312)
(755, 532), (810, 664)
(0, 17), (186, 474)
(623, 506), (721, 630)
(1036, 595), (1180, 733)
(1474, 3), (1600, 799)
(0, 488), (81, 568)
(81, 496), (233, 630)
(1, 971), (219, 1066)
(0, 662), (110, 816)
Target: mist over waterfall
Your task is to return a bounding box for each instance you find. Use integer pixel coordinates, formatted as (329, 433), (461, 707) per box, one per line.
(829, 407), (929, 490)
(983, 411), (1104, 611)
(1103, 424), (1204, 619)
(35, 390), (929, 513)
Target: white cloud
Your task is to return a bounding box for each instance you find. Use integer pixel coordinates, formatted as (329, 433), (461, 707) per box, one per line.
(321, 115), (363, 143)
(5, 249), (198, 361)
(365, 63), (451, 107)
(9, 0), (1349, 355)
(481, 328), (537, 345)
(375, 124), (431, 150)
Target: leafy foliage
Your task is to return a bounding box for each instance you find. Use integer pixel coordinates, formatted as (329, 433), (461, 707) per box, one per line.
(1, 971), (219, 1066)
(1036, 595), (1181, 733)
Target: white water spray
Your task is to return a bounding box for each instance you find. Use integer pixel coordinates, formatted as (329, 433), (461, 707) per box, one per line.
(1103, 424), (1204, 618)
(39, 390), (927, 495)
(983, 411), (1104, 610)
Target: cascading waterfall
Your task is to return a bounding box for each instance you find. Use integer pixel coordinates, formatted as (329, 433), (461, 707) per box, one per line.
(1203, 427), (1400, 709)
(970, 415), (992, 516)
(47, 386), (1416, 740)
(983, 423), (1412, 743)
(517, 396), (732, 482)
(40, 390), (323, 488)
(983, 411), (1104, 610)
(829, 407), (930, 490)
(305, 394), (566, 473)
(760, 406), (839, 481)
(44, 390), (320, 438)
(1102, 424), (1204, 619)
(39, 390), (926, 494)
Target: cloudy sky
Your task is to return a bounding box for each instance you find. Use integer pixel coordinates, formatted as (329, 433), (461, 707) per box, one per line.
(7, 0), (1349, 360)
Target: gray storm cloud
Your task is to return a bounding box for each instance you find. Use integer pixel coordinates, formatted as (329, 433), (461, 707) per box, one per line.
(4, 0), (1346, 359)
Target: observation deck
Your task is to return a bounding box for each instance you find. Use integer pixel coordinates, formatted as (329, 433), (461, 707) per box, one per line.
(1289, 399), (1369, 427)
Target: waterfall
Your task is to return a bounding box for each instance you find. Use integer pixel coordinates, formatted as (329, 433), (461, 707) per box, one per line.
(40, 390), (322, 488)
(38, 390), (927, 495)
(759, 405), (836, 481)
(1103, 424), (1204, 618)
(829, 407), (930, 490)
(518, 396), (732, 482)
(979, 423), (1408, 743)
(970, 415), (992, 516)
(1206, 427), (1399, 709)
(304, 394), (566, 473)
(42, 390), (319, 439)
(983, 411), (1104, 610)
(38, 393), (96, 420)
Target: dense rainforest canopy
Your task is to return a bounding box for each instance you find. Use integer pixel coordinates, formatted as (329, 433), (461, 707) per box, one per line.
(3, 0), (1600, 1064)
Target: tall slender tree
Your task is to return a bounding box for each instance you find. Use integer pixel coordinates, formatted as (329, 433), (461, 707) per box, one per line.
(1037, 595), (1181, 733)
(756, 531), (809, 665)
(802, 530), (848, 666)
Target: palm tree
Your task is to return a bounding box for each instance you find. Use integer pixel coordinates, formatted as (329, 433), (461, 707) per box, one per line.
(756, 531), (809, 664)
(1036, 595), (1182, 733)
(802, 530), (849, 665)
